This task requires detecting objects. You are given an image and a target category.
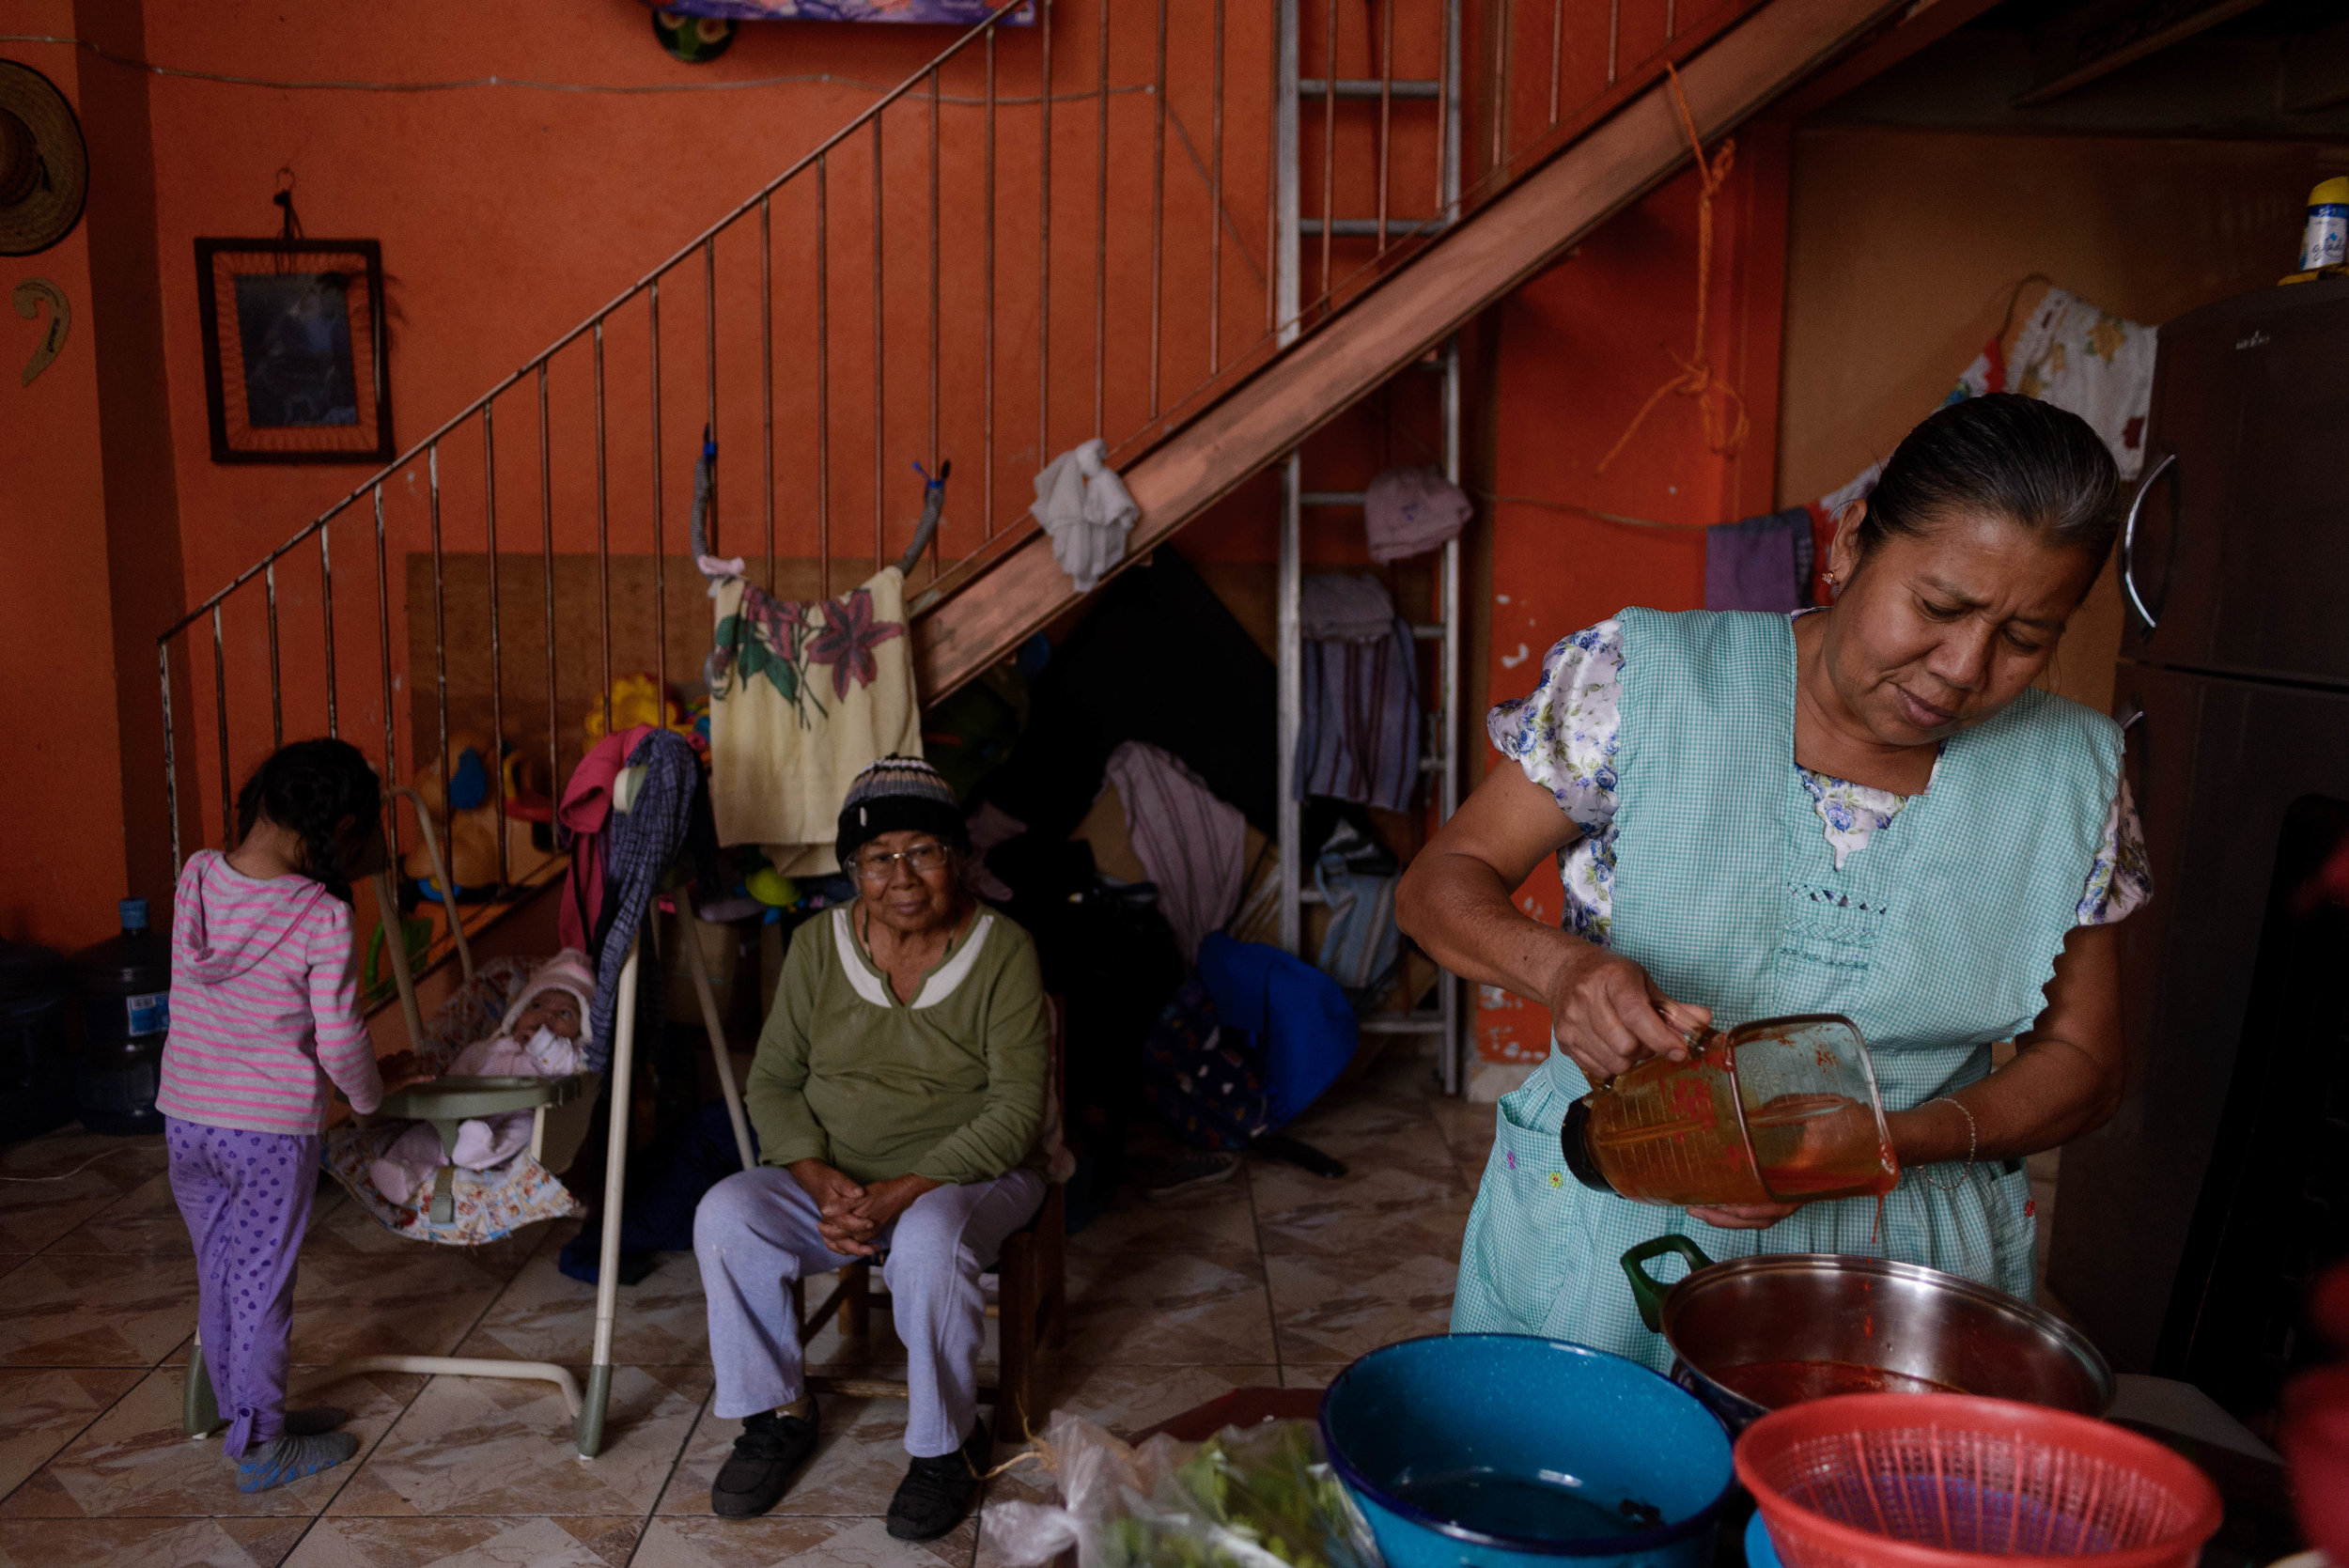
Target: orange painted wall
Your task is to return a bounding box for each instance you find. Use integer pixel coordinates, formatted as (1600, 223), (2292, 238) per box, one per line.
(1469, 121), (1789, 1072)
(19, 0), (1478, 934)
(0, 21), (129, 955)
(1778, 126), (2328, 720)
(126, 0), (1346, 850)
(128, 0), (1745, 866)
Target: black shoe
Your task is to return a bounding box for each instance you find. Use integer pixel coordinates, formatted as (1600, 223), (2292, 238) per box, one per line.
(886, 1424), (988, 1541)
(710, 1405), (821, 1519)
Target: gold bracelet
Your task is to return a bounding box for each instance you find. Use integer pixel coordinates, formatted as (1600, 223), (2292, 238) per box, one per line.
(1923, 1095), (1977, 1192)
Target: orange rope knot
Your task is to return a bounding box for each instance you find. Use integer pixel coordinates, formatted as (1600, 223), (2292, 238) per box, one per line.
(1595, 63), (1751, 476)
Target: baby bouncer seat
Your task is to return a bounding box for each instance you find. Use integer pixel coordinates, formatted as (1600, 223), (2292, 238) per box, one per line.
(182, 767), (756, 1457)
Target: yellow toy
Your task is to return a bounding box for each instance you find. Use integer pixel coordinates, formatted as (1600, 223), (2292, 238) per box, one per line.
(402, 733), (558, 896)
(582, 673), (696, 750)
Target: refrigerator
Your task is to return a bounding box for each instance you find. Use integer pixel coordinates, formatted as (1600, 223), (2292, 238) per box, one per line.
(2046, 273), (2349, 1420)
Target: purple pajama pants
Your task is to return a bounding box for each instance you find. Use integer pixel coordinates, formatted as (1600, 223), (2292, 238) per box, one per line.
(166, 1116), (320, 1457)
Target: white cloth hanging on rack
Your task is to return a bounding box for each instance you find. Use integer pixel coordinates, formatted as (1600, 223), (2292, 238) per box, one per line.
(1030, 439), (1140, 593)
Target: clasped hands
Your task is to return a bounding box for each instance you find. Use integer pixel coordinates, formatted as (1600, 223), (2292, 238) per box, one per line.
(789, 1159), (938, 1257)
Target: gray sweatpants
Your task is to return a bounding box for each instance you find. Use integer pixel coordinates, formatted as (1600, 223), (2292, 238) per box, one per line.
(693, 1164), (1046, 1455)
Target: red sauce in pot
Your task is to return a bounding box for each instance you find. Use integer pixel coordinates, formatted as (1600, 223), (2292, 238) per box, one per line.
(1713, 1360), (1964, 1406)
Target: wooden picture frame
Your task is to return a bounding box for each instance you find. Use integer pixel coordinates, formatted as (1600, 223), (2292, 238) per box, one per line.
(194, 238), (393, 464)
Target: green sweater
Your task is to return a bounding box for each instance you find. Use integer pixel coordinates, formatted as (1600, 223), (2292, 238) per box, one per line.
(744, 904), (1048, 1187)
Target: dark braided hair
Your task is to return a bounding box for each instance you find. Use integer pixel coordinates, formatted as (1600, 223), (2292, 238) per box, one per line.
(1857, 393), (2122, 579)
(233, 738), (382, 903)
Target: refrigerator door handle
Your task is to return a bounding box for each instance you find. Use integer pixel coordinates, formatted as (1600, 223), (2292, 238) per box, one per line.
(2114, 701), (2146, 812)
(2121, 452), (2177, 631)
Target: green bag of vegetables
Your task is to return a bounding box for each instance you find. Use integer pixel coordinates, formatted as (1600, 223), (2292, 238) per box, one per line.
(988, 1413), (1381, 1568)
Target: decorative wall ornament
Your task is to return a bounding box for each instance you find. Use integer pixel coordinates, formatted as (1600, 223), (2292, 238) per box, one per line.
(642, 0), (1034, 25)
(652, 9), (737, 61)
(12, 277), (66, 384)
(194, 237), (394, 464)
(0, 60), (89, 256)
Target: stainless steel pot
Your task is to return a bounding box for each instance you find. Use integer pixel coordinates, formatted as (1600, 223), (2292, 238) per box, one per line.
(1621, 1235), (2115, 1431)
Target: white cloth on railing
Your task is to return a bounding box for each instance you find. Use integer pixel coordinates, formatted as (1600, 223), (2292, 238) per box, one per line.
(1031, 439), (1140, 594)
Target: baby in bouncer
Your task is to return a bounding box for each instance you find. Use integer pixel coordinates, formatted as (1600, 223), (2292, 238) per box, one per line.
(370, 950), (596, 1207)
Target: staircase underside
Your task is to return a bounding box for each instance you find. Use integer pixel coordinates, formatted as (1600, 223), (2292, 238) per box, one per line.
(911, 0), (1906, 700)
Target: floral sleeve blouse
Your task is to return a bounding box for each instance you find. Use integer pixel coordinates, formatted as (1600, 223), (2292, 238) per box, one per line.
(1487, 618), (2154, 947)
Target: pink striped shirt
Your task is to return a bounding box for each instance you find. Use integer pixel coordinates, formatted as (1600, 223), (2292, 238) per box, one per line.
(156, 850), (384, 1135)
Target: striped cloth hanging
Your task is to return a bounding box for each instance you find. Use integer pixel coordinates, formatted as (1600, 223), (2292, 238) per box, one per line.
(1296, 617), (1421, 815)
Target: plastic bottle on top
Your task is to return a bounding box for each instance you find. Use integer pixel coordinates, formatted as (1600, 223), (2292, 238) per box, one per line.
(2297, 177), (2349, 272)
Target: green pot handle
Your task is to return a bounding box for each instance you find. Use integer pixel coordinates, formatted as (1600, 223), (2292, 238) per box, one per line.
(1620, 1234), (1716, 1333)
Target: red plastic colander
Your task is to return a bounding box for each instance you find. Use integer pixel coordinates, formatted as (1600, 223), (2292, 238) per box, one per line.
(1733, 1394), (2223, 1568)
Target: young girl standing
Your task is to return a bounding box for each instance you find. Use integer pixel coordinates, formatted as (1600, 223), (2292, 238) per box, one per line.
(159, 737), (388, 1492)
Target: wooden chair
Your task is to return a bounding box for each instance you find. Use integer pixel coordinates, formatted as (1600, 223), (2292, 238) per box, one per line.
(790, 998), (1069, 1438)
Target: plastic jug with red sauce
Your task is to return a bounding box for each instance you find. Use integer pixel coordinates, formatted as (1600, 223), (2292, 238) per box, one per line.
(1560, 1013), (1898, 1207)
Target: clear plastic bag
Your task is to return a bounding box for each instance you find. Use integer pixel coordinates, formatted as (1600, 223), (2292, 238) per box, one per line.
(988, 1411), (1381, 1568)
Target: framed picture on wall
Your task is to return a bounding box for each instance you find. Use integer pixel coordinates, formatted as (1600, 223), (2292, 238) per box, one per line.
(194, 238), (394, 464)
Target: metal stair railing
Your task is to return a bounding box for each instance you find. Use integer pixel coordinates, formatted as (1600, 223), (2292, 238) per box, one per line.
(154, 0), (1864, 957)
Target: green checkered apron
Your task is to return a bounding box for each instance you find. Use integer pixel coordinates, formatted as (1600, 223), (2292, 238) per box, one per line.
(1453, 608), (2121, 1371)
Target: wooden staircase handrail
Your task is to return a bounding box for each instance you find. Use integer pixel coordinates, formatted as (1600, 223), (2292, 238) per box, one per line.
(911, 0), (1907, 700)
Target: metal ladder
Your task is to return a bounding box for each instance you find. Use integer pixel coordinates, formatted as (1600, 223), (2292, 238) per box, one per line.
(1271, 0), (1468, 1094)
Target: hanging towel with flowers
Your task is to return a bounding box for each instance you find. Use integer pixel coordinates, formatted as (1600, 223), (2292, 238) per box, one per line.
(704, 564), (925, 875)
(1947, 283), (2156, 478)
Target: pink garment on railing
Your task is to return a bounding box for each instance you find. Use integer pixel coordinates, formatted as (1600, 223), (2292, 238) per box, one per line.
(557, 723), (654, 953)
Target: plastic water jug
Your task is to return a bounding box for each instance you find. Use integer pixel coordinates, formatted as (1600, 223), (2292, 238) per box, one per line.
(1562, 1013), (1898, 1207)
(73, 898), (170, 1135)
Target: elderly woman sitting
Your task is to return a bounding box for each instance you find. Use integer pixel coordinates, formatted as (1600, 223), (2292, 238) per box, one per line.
(693, 756), (1047, 1537)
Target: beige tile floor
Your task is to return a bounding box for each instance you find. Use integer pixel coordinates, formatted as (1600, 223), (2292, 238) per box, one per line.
(0, 1051), (1489, 1568)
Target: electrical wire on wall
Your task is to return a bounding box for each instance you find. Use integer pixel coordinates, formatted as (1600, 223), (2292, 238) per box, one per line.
(13, 29), (1144, 101)
(1473, 491), (1715, 532)
(1, 31), (1268, 287)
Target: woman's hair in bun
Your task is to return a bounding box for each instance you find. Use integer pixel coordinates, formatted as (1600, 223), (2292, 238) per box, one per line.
(1858, 393), (2122, 572)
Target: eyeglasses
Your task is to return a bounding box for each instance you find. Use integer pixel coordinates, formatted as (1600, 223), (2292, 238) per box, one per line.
(853, 843), (952, 881)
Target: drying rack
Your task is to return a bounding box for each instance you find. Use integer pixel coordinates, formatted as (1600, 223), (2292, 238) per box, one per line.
(1271, 0), (1468, 1090)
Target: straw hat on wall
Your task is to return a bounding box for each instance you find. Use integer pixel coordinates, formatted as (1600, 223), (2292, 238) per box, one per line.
(0, 61), (89, 256)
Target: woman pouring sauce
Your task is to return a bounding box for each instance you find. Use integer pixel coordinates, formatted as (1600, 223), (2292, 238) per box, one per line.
(1396, 396), (2151, 1368)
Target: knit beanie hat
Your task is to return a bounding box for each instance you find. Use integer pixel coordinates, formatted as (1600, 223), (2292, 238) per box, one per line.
(835, 755), (967, 866)
(501, 947), (597, 1047)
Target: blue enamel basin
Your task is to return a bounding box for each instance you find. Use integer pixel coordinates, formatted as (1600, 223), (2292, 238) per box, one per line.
(1746, 1509), (1784, 1568)
(1319, 1335), (1733, 1568)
